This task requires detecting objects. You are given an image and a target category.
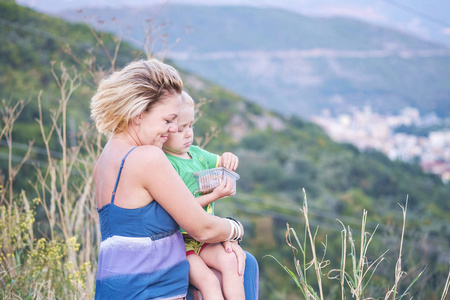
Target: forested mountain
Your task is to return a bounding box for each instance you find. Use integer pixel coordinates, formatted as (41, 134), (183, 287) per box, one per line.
(57, 4), (450, 118)
(1, 1), (449, 298)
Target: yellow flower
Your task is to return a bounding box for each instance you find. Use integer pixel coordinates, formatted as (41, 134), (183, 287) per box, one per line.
(67, 236), (80, 252)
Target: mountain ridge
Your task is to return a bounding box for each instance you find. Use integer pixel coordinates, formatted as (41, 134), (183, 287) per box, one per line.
(56, 4), (450, 118)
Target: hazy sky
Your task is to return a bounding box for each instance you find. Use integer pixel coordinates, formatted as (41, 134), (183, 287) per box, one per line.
(17, 0), (450, 46)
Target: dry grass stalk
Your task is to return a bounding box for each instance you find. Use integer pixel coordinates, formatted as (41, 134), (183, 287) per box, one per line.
(88, 26), (121, 71)
(383, 198), (426, 300)
(266, 189), (330, 300)
(441, 265), (450, 300)
(0, 60), (101, 298)
(0, 98), (31, 206)
(343, 211), (386, 300)
(300, 188), (325, 300)
(269, 189), (436, 299)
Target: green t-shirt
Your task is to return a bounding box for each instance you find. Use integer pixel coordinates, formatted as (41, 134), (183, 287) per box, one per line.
(165, 145), (219, 215)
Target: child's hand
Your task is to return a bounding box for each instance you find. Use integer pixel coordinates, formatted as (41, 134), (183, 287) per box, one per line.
(212, 177), (236, 199)
(221, 152), (238, 171)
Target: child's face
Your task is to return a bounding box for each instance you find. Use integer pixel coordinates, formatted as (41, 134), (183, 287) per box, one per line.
(163, 105), (195, 157)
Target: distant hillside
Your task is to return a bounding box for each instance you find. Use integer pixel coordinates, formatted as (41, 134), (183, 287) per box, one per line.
(2, 2), (450, 298)
(58, 4), (450, 118)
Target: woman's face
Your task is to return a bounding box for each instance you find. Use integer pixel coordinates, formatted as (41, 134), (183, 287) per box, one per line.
(137, 93), (181, 148)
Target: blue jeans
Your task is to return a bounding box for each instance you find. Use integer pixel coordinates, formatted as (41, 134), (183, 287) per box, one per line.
(186, 251), (259, 299)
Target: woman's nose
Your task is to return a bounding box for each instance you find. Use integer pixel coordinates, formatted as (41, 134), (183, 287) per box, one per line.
(168, 123), (178, 133)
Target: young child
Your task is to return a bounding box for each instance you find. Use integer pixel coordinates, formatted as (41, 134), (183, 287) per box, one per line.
(163, 91), (245, 300)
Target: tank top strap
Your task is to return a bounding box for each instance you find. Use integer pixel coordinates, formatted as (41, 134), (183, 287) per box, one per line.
(111, 146), (138, 204)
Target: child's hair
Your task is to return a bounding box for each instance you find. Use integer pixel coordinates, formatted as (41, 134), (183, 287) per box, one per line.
(181, 91), (195, 108)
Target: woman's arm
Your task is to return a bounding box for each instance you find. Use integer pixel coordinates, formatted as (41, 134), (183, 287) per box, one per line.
(137, 146), (243, 243)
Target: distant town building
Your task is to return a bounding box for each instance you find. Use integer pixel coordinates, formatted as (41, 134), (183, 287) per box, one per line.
(312, 106), (450, 183)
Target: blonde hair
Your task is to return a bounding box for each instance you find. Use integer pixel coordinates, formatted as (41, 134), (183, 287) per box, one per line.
(180, 91), (195, 108)
(91, 58), (183, 135)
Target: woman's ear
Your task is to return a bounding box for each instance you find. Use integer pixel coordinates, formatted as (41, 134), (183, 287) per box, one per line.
(133, 114), (143, 125)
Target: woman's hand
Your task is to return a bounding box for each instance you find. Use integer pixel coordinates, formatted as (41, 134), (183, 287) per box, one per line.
(222, 240), (246, 276)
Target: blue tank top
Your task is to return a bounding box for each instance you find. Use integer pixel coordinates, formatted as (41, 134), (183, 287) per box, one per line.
(95, 146), (190, 299)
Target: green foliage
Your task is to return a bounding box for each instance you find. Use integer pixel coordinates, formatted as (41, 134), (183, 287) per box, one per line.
(0, 191), (90, 299)
(0, 0), (135, 143)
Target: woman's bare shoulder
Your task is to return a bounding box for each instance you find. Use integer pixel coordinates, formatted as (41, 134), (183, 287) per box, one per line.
(132, 145), (165, 158)
(128, 145), (170, 168)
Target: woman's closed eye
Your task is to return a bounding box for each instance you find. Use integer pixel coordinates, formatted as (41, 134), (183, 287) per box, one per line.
(166, 116), (178, 124)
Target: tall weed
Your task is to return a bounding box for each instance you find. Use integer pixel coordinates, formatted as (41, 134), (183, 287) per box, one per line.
(268, 189), (450, 299)
(0, 64), (101, 298)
